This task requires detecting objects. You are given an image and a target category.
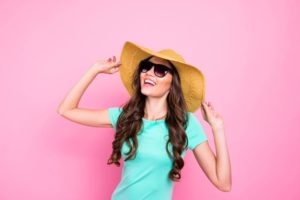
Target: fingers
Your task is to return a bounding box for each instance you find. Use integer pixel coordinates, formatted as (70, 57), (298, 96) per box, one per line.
(106, 56), (121, 66)
(202, 101), (214, 108)
(201, 101), (208, 113)
(202, 101), (215, 111)
(201, 101), (207, 108)
(114, 67), (120, 72)
(208, 101), (214, 110)
(201, 103), (207, 114)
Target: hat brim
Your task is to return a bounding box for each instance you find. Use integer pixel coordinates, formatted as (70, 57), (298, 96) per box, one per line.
(119, 41), (206, 112)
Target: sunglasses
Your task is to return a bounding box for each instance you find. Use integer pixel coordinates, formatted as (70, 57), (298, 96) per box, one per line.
(139, 60), (174, 78)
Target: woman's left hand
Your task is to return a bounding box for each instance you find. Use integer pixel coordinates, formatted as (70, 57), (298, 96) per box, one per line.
(200, 101), (224, 131)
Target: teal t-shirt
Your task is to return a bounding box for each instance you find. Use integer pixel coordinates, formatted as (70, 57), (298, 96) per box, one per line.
(108, 107), (208, 200)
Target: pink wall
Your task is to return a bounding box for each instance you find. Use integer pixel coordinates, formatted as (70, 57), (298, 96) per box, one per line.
(1, 0), (299, 199)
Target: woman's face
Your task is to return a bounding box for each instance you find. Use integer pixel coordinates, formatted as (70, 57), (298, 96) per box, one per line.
(140, 56), (173, 98)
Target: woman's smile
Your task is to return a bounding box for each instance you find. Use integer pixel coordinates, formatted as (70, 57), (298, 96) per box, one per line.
(143, 78), (157, 88)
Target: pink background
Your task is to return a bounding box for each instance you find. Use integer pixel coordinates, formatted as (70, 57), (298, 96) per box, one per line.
(1, 0), (299, 199)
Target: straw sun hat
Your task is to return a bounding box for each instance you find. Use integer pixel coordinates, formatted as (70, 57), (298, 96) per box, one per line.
(119, 41), (206, 113)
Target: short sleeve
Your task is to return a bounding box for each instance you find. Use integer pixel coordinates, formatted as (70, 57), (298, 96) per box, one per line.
(186, 112), (208, 150)
(108, 107), (123, 131)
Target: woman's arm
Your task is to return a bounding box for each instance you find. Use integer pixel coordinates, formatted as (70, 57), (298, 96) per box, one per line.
(193, 126), (231, 192)
(57, 56), (121, 127)
(193, 101), (232, 192)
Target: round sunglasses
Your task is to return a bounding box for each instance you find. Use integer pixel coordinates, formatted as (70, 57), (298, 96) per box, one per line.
(139, 60), (174, 78)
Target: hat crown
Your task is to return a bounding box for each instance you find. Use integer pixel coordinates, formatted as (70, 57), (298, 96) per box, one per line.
(157, 49), (185, 63)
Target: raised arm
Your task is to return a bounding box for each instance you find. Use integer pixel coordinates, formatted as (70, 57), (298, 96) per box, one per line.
(57, 56), (121, 127)
(193, 101), (232, 192)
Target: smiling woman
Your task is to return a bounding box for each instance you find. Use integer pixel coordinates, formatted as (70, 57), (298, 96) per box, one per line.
(139, 56), (175, 100)
(57, 40), (231, 200)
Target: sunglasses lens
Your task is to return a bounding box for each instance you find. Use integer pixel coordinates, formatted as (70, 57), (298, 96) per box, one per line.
(154, 65), (168, 77)
(140, 61), (152, 72)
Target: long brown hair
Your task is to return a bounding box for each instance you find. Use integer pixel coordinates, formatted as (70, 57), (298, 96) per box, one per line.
(107, 56), (191, 182)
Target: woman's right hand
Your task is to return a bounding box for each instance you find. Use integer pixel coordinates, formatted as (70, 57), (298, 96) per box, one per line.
(91, 55), (121, 74)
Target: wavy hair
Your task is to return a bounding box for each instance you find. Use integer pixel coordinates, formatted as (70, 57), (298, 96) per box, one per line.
(107, 55), (192, 182)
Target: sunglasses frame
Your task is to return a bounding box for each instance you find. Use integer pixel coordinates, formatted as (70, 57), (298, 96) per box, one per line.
(139, 60), (174, 78)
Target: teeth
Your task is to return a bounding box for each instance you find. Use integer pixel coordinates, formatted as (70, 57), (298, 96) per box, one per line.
(145, 79), (155, 86)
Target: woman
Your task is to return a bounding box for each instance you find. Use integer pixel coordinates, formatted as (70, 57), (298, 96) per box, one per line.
(57, 41), (232, 199)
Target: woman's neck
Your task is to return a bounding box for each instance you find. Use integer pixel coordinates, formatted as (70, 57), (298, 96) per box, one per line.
(144, 97), (168, 120)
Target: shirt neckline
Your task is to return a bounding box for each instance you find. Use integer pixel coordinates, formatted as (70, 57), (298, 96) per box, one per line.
(142, 117), (165, 122)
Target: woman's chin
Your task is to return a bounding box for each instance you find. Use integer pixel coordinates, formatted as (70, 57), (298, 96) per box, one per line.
(141, 90), (151, 96)
(141, 89), (155, 96)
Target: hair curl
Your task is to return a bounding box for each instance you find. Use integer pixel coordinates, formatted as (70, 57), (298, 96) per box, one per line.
(107, 56), (192, 182)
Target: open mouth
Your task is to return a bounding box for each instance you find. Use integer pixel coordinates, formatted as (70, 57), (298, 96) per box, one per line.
(144, 83), (155, 87)
(143, 79), (156, 87)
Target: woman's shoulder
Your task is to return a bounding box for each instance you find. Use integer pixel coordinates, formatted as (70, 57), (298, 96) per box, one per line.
(108, 107), (124, 116)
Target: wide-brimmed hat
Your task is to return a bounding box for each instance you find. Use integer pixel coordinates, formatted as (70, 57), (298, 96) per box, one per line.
(119, 41), (206, 113)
